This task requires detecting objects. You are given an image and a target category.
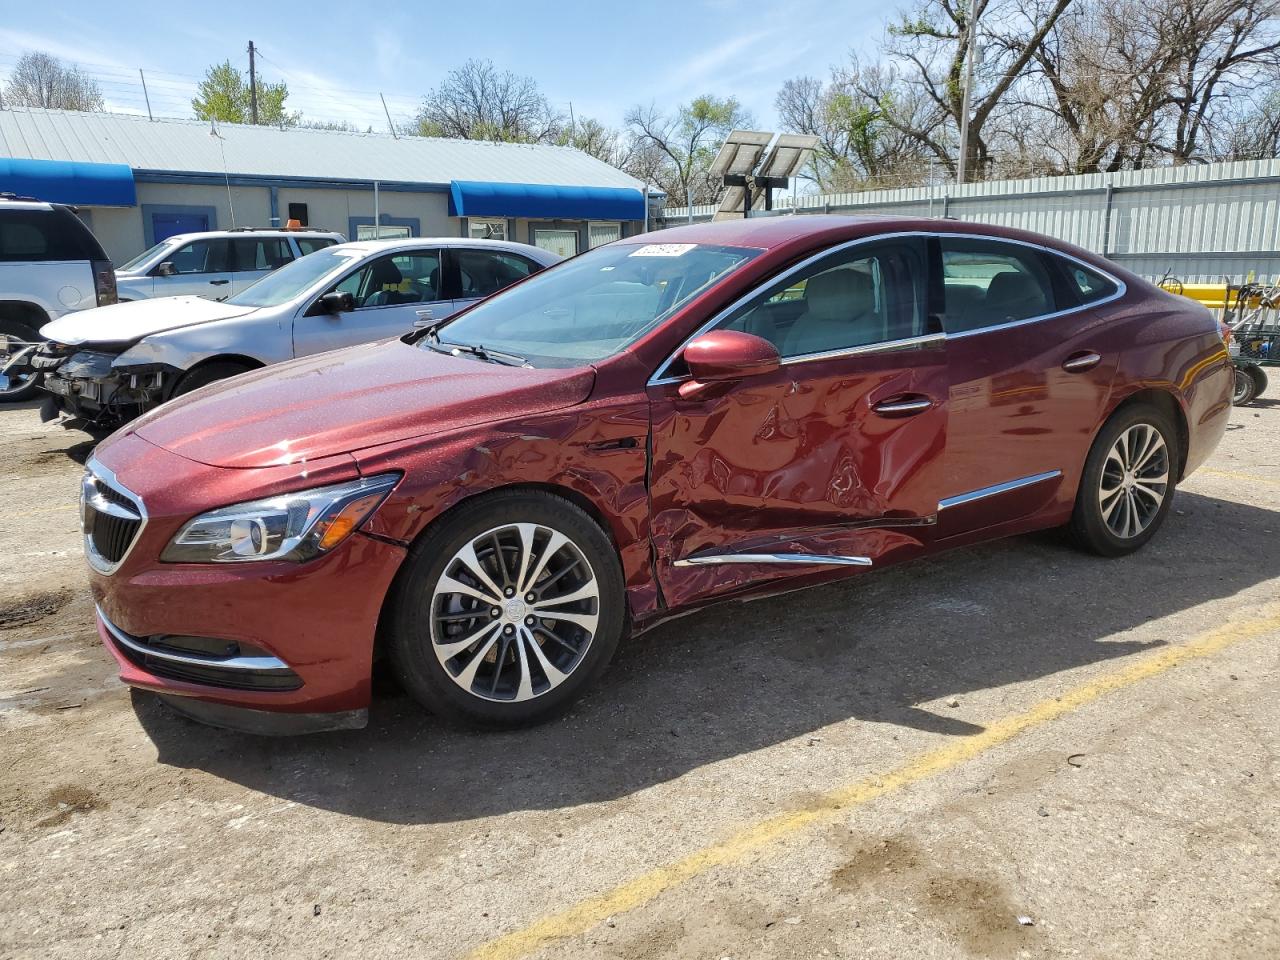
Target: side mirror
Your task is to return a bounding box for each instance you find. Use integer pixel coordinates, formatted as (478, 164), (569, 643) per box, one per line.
(156, 261), (177, 277)
(319, 291), (355, 314)
(678, 330), (780, 399)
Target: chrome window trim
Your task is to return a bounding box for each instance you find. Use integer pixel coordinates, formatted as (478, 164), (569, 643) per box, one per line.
(647, 230), (1127, 387)
(938, 469), (1063, 510)
(96, 605), (292, 672)
(673, 552), (873, 568)
(82, 456), (148, 577)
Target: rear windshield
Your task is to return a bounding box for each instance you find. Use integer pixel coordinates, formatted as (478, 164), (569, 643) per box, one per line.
(0, 207), (108, 262)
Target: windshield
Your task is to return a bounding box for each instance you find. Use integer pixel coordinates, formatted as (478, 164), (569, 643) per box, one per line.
(117, 241), (170, 272)
(429, 242), (760, 367)
(225, 247), (361, 308)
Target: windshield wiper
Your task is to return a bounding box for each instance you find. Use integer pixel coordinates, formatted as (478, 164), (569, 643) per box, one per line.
(439, 341), (528, 367)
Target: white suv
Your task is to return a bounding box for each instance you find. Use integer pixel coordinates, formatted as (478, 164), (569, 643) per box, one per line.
(114, 228), (345, 302)
(0, 197), (117, 401)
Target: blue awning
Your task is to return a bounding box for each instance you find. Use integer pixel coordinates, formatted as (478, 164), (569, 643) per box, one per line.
(449, 180), (645, 221)
(0, 157), (137, 206)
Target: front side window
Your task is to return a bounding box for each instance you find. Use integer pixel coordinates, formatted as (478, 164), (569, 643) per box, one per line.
(165, 239), (230, 275)
(456, 249), (536, 299)
(430, 241), (760, 368)
(719, 239), (928, 359)
(335, 252), (442, 307)
(940, 238), (1057, 332)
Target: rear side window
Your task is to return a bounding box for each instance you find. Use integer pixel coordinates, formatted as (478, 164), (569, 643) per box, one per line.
(940, 238), (1057, 333)
(0, 207), (106, 262)
(232, 237), (293, 272)
(296, 237), (337, 255)
(1061, 259), (1118, 304)
(456, 249), (538, 298)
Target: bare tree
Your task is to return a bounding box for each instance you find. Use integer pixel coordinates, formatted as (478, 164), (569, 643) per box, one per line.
(2, 51), (103, 111)
(624, 95), (754, 205)
(412, 59), (563, 143)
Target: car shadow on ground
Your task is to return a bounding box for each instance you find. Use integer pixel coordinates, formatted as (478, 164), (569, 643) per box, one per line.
(133, 490), (1280, 825)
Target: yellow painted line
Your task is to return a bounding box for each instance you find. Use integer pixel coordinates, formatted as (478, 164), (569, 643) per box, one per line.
(465, 607), (1280, 960)
(0, 504), (78, 520)
(1197, 467), (1280, 487)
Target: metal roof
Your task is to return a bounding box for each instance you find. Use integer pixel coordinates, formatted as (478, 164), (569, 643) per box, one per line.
(0, 108), (647, 192)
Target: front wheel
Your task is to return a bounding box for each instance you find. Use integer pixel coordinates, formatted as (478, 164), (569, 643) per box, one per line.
(387, 490), (626, 726)
(1069, 405), (1178, 557)
(0, 322), (42, 402)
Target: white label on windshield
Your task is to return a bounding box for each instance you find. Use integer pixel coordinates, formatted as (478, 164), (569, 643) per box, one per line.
(628, 243), (697, 257)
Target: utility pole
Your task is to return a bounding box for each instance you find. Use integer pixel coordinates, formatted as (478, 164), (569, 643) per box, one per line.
(249, 40), (259, 126)
(956, 0), (985, 184)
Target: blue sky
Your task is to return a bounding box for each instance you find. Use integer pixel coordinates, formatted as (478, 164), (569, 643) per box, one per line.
(0, 1), (888, 132)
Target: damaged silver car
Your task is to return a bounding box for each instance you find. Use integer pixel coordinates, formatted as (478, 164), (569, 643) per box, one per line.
(18, 237), (560, 431)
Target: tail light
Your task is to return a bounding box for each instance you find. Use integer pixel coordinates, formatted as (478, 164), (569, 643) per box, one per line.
(92, 260), (118, 307)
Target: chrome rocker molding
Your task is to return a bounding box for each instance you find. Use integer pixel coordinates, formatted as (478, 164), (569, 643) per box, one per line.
(674, 552), (874, 568)
(82, 456), (148, 576)
(938, 470), (1063, 510)
(97, 604), (292, 673)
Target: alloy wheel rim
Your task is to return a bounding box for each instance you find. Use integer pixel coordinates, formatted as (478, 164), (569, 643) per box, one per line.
(430, 522), (599, 702)
(1099, 423), (1169, 539)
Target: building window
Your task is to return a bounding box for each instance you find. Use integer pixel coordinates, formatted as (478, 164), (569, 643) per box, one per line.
(588, 223), (621, 248)
(469, 218), (507, 241)
(356, 223), (412, 240)
(287, 202), (309, 227)
(533, 228), (579, 258)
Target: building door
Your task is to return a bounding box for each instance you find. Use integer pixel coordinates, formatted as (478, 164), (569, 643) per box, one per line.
(152, 212), (208, 243)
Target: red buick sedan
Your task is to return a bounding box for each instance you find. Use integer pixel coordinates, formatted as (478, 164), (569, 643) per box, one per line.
(82, 216), (1232, 733)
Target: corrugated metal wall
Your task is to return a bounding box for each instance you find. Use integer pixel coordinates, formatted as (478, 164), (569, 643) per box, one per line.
(659, 159), (1280, 284)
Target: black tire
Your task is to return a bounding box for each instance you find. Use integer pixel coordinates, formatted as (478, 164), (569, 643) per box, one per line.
(387, 490), (626, 727)
(171, 361), (254, 398)
(1249, 366), (1268, 401)
(1069, 403), (1179, 557)
(1232, 366), (1258, 405)
(0, 320), (42, 403)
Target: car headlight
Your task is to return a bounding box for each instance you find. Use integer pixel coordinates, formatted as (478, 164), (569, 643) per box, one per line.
(161, 474), (400, 564)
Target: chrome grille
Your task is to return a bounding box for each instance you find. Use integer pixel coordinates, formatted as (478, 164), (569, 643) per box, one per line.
(81, 460), (146, 574)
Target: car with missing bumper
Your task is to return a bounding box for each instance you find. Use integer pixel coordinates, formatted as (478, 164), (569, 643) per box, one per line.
(28, 236), (561, 430)
(83, 215), (1232, 734)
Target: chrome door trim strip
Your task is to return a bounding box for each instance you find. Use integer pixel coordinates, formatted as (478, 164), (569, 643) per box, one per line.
(97, 605), (292, 673)
(82, 456), (148, 577)
(779, 332), (946, 368)
(938, 470), (1063, 510)
(673, 552), (873, 568)
(647, 230), (1127, 386)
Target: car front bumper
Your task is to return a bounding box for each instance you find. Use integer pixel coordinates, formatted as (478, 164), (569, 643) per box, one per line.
(88, 432), (409, 733)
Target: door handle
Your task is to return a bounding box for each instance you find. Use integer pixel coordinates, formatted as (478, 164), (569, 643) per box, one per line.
(209, 279), (230, 286)
(872, 395), (933, 416)
(1062, 351), (1101, 372)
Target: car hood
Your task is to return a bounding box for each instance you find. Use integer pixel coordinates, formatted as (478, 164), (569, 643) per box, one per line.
(127, 339), (597, 468)
(40, 296), (257, 347)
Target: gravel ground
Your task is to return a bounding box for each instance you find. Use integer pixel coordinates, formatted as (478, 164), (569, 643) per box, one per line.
(1, 396), (1277, 960)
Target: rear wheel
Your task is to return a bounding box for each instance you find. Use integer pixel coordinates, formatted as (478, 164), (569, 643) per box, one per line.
(171, 361), (255, 398)
(1233, 366), (1258, 405)
(387, 490), (626, 726)
(1069, 404), (1177, 557)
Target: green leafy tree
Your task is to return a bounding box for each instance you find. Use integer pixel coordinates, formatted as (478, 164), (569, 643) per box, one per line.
(192, 60), (297, 126)
(624, 95), (754, 204)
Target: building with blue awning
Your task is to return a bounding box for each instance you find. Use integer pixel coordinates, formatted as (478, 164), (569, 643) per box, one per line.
(0, 108), (659, 263)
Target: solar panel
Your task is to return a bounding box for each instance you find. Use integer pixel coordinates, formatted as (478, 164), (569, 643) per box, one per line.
(711, 130), (819, 220)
